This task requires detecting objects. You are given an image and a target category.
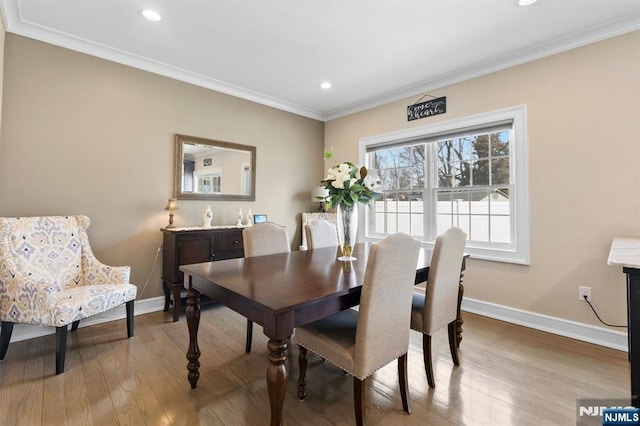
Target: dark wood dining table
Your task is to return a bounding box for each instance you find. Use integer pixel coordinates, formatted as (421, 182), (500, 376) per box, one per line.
(181, 242), (467, 425)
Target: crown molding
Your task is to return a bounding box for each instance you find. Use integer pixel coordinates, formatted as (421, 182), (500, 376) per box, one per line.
(323, 15), (640, 121)
(0, 0), (325, 121)
(2, 0), (638, 123)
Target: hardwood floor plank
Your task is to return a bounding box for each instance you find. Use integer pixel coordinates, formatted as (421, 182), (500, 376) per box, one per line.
(0, 309), (629, 425)
(0, 333), (30, 426)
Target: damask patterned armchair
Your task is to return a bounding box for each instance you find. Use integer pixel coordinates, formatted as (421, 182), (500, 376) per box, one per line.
(0, 215), (137, 374)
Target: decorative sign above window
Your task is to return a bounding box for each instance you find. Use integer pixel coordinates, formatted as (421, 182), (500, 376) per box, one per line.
(407, 96), (446, 121)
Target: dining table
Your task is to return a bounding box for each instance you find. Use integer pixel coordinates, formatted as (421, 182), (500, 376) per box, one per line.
(181, 242), (467, 425)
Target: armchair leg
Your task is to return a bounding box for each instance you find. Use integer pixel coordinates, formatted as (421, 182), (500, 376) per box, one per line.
(56, 326), (68, 374)
(245, 319), (253, 353)
(448, 320), (460, 366)
(353, 377), (365, 426)
(423, 334), (435, 388)
(71, 320), (80, 331)
(398, 353), (411, 414)
(126, 300), (134, 338)
(0, 321), (14, 360)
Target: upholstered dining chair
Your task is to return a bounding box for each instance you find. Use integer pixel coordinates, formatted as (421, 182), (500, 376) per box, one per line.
(295, 233), (421, 426)
(304, 219), (338, 249)
(411, 226), (467, 388)
(0, 215), (137, 374)
(242, 222), (290, 353)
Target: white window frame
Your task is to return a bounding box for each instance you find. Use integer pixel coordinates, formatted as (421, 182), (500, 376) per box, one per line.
(359, 105), (530, 265)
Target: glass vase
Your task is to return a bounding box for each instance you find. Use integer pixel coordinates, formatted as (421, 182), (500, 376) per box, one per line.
(337, 203), (358, 261)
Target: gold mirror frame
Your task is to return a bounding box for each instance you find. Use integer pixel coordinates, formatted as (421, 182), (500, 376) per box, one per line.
(173, 134), (256, 201)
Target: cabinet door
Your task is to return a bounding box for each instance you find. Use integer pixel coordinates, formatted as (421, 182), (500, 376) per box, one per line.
(177, 234), (214, 281)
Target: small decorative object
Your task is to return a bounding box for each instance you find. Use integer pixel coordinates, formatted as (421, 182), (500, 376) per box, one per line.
(236, 208), (244, 227)
(203, 205), (213, 228)
(407, 95), (446, 121)
(246, 208), (253, 226)
(164, 198), (179, 228)
(253, 214), (268, 224)
(321, 150), (381, 261)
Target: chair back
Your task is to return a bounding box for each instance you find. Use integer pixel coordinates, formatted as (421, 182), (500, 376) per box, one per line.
(354, 233), (421, 379)
(0, 216), (87, 291)
(304, 219), (338, 249)
(422, 227), (467, 334)
(242, 222), (290, 257)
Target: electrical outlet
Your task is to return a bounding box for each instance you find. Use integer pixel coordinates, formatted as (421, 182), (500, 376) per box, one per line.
(579, 286), (592, 302)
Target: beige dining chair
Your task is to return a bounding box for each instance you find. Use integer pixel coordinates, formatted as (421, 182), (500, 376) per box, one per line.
(295, 233), (421, 426)
(304, 219), (339, 249)
(242, 222), (290, 353)
(411, 226), (467, 388)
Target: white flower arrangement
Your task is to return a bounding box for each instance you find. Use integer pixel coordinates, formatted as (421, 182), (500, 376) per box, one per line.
(319, 150), (381, 210)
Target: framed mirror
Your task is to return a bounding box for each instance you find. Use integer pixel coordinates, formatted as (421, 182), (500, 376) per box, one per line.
(174, 134), (256, 201)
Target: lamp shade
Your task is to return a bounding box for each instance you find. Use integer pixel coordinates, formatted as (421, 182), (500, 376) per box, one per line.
(165, 198), (179, 211)
(311, 186), (329, 202)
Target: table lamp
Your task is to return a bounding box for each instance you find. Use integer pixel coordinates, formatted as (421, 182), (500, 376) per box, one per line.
(165, 198), (179, 228)
(311, 186), (329, 212)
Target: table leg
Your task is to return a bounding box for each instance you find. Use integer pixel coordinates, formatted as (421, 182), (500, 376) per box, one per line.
(267, 338), (288, 426)
(186, 280), (201, 389)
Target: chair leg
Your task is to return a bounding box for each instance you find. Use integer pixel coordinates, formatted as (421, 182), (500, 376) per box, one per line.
(448, 320), (460, 366)
(126, 300), (134, 338)
(55, 325), (68, 374)
(353, 377), (365, 426)
(0, 321), (15, 360)
(245, 319), (253, 353)
(297, 345), (308, 400)
(398, 353), (411, 414)
(423, 334), (435, 388)
(71, 320), (80, 331)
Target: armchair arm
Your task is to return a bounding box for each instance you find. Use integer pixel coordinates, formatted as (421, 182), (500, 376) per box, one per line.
(76, 215), (131, 285)
(82, 255), (131, 285)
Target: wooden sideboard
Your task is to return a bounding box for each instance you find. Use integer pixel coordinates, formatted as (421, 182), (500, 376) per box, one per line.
(161, 226), (244, 321)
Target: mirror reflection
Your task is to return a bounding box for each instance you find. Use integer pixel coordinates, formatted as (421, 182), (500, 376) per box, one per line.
(174, 134), (256, 201)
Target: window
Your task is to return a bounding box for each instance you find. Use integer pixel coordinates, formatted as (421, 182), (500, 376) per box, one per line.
(197, 173), (222, 194)
(360, 105), (529, 264)
(241, 164), (251, 195)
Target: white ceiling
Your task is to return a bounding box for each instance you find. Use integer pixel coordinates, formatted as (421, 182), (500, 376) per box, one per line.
(1, 0), (639, 121)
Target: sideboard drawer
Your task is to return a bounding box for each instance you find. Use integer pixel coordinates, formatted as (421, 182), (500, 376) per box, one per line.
(216, 229), (244, 260)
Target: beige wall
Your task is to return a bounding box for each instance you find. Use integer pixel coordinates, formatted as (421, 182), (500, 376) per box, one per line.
(0, 34), (324, 300)
(325, 31), (640, 329)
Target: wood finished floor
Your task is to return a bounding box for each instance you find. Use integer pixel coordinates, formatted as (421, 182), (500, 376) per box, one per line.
(0, 306), (629, 425)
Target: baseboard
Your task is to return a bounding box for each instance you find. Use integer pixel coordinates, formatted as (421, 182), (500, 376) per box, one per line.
(461, 297), (628, 352)
(7, 295), (628, 352)
(7, 296), (166, 343)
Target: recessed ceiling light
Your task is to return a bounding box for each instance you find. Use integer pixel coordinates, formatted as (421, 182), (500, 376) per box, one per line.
(518, 0), (539, 6)
(141, 9), (162, 22)
(320, 82), (332, 89)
